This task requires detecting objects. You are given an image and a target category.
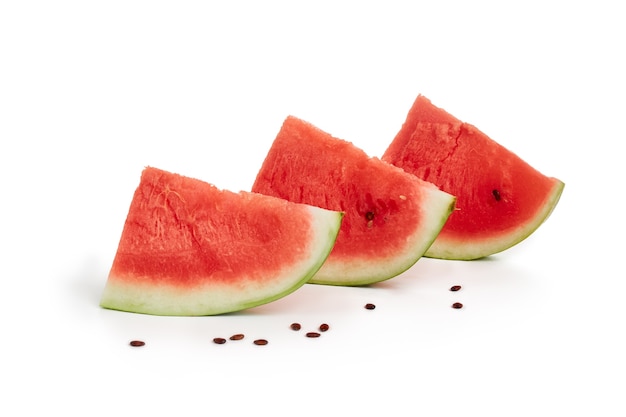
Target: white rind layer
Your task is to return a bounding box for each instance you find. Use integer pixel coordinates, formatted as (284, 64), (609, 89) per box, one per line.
(308, 187), (456, 286)
(100, 206), (342, 316)
(424, 180), (564, 260)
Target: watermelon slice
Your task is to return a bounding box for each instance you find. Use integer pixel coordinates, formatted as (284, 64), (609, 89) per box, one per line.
(100, 167), (343, 316)
(382, 94), (564, 260)
(251, 116), (456, 286)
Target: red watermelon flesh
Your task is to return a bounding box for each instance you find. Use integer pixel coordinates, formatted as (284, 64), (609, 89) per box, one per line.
(252, 116), (456, 286)
(100, 167), (343, 316)
(382, 95), (564, 260)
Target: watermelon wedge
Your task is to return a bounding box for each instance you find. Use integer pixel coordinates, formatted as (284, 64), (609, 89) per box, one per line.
(100, 167), (343, 316)
(382, 94), (564, 260)
(251, 116), (456, 286)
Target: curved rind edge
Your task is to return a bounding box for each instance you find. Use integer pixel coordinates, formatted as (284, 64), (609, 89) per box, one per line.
(99, 207), (343, 316)
(308, 188), (457, 286)
(425, 179), (565, 260)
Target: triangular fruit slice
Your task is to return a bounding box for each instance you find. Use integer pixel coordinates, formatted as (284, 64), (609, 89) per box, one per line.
(382, 94), (564, 260)
(251, 116), (456, 286)
(100, 167), (342, 316)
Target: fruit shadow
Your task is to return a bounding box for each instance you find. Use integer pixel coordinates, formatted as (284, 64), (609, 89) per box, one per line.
(65, 253), (531, 321)
(368, 255), (528, 293)
(66, 254), (109, 311)
(64, 256), (369, 319)
(238, 257), (512, 316)
(239, 281), (380, 317)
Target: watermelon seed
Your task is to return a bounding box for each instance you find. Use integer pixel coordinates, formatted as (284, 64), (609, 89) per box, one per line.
(290, 323), (301, 331)
(213, 337), (227, 344)
(364, 303), (376, 310)
(492, 189), (501, 201)
(450, 285), (462, 292)
(253, 339), (268, 346)
(306, 332), (321, 338)
(452, 302), (464, 309)
(229, 334), (245, 341)
(129, 340), (145, 347)
(365, 211), (375, 228)
(319, 323), (330, 332)
(399, 195), (407, 200)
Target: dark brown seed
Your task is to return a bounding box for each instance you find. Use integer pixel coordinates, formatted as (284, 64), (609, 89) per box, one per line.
(306, 332), (321, 338)
(450, 285), (462, 292)
(452, 302), (464, 309)
(213, 337), (227, 344)
(290, 323), (301, 331)
(229, 334), (245, 341)
(492, 189), (501, 201)
(129, 340), (145, 347)
(364, 303), (376, 310)
(253, 339), (268, 345)
(319, 323), (330, 332)
(365, 211), (375, 220)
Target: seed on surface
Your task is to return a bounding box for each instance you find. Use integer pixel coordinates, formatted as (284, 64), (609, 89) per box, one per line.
(450, 285), (462, 292)
(290, 323), (301, 331)
(399, 195), (407, 200)
(229, 334), (245, 341)
(364, 303), (376, 310)
(319, 323), (330, 332)
(213, 337), (227, 344)
(129, 340), (145, 347)
(253, 339), (268, 346)
(365, 211), (375, 221)
(306, 332), (321, 338)
(452, 302), (464, 309)
(492, 189), (501, 201)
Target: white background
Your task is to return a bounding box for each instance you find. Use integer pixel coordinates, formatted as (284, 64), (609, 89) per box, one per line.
(1, 1), (624, 416)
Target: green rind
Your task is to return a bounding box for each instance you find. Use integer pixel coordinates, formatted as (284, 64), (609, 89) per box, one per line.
(100, 207), (343, 316)
(425, 179), (564, 260)
(307, 187), (457, 286)
(252, 116), (460, 287)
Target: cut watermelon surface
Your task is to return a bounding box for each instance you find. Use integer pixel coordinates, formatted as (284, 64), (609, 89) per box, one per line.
(382, 95), (564, 260)
(100, 167), (342, 316)
(252, 116), (456, 286)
